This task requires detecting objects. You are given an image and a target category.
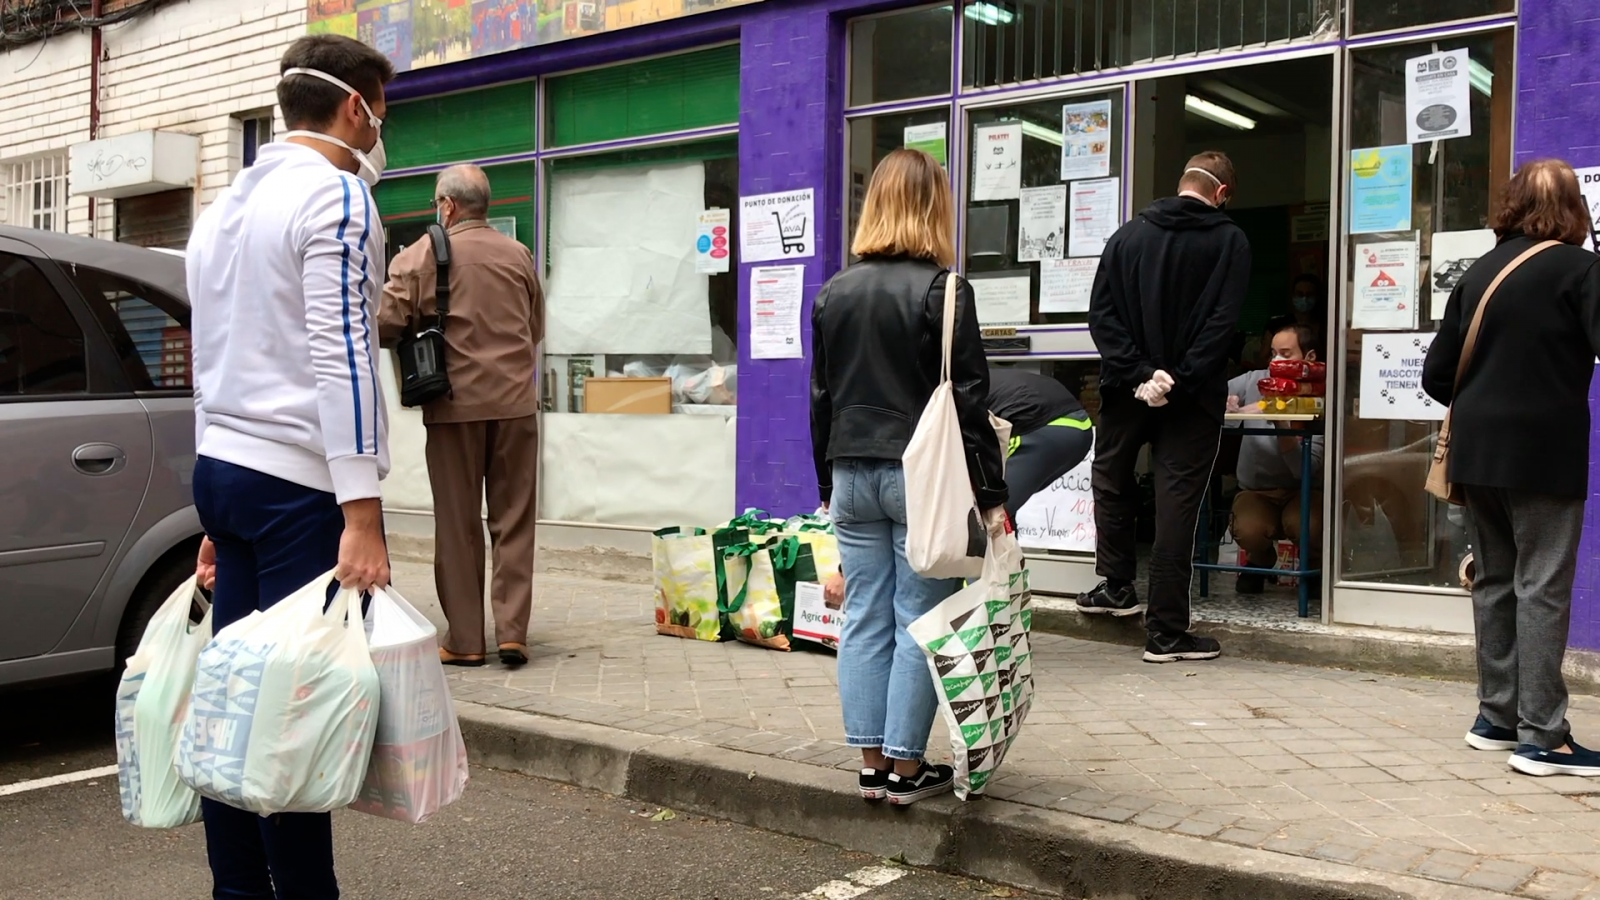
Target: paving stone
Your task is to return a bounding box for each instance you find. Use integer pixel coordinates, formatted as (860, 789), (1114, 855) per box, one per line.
(406, 565), (1600, 899)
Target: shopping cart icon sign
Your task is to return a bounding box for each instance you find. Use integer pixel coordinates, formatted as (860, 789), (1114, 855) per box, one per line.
(773, 207), (809, 254)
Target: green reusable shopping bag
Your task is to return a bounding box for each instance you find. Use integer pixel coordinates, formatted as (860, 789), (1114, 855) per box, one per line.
(722, 536), (820, 652)
(651, 525), (746, 642)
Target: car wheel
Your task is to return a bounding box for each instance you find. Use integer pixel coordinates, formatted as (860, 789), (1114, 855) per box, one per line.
(113, 549), (202, 671)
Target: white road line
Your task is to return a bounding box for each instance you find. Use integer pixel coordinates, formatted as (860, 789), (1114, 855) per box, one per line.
(795, 866), (908, 899)
(0, 765), (120, 798)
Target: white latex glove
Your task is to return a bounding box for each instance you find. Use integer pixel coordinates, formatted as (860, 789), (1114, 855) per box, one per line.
(1135, 380), (1170, 407)
(1151, 370), (1175, 392)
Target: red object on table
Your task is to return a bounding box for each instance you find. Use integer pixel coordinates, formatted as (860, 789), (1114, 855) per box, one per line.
(1269, 359), (1327, 382)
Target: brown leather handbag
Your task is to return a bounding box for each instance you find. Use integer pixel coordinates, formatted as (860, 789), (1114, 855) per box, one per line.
(1425, 240), (1560, 505)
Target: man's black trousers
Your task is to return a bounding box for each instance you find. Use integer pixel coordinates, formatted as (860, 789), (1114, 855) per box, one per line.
(1091, 386), (1223, 638)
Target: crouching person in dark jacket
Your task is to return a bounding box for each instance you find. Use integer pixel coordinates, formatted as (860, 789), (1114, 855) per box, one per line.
(1082, 151), (1252, 664)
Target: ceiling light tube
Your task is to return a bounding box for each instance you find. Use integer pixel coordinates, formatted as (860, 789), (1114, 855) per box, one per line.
(1184, 94), (1257, 131)
(1468, 58), (1493, 97)
(1020, 121), (1063, 146)
(964, 2), (1015, 26)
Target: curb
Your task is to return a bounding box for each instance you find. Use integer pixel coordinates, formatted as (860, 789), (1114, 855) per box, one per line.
(1031, 605), (1480, 683)
(456, 701), (1513, 900)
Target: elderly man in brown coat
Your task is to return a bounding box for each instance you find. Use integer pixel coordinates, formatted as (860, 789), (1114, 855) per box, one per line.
(380, 164), (543, 667)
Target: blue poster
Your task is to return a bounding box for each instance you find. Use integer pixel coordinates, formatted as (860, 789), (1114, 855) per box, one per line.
(1350, 145), (1413, 235)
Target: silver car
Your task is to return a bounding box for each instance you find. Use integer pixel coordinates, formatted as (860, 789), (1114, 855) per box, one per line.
(0, 225), (201, 687)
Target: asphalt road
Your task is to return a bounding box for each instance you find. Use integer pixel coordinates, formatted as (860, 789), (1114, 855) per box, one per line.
(0, 681), (1048, 900)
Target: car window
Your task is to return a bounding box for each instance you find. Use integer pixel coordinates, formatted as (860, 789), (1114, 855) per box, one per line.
(0, 251), (87, 396)
(66, 266), (191, 391)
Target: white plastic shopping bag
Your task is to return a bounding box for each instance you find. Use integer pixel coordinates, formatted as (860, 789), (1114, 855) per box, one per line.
(176, 571), (380, 815)
(115, 575), (212, 828)
(908, 530), (1034, 800)
(904, 273), (1008, 580)
(351, 587), (468, 824)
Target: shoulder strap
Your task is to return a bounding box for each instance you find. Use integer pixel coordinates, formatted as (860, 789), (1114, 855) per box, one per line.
(1453, 240), (1560, 388)
(940, 271), (959, 385)
(426, 223), (452, 327)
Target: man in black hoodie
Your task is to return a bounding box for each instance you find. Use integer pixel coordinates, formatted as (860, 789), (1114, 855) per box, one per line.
(1079, 151), (1252, 664)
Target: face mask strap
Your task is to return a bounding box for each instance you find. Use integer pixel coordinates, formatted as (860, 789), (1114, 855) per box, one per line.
(282, 67), (382, 128)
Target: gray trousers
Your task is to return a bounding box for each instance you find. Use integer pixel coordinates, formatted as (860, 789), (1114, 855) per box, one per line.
(1463, 485), (1584, 750)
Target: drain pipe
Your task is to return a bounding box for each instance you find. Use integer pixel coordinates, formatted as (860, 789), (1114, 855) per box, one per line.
(87, 0), (103, 237)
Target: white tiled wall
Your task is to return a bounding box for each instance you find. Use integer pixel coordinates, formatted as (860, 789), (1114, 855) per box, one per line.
(0, 0), (303, 237)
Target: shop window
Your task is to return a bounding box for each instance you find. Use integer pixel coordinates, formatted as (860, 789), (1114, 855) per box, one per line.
(540, 139), (739, 527)
(964, 90), (1124, 326)
(846, 108), (953, 260)
(67, 267), (192, 392)
(1338, 30), (1514, 590)
(544, 45), (740, 148)
(376, 162), (537, 264)
(848, 6), (954, 106)
(382, 80), (537, 171)
(962, 0), (1337, 89)
(1351, 0), (1514, 36)
(0, 252), (86, 396)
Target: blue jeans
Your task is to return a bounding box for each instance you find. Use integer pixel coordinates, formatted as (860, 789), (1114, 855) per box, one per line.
(193, 457), (344, 900)
(832, 458), (960, 760)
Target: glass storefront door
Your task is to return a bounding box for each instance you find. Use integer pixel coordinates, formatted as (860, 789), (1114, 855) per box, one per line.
(1331, 25), (1516, 631)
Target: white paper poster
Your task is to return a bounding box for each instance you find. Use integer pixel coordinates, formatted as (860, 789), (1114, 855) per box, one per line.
(1018, 185), (1067, 261)
(1406, 48), (1473, 145)
(1429, 229), (1495, 319)
(546, 163), (712, 355)
(695, 209), (732, 274)
(1060, 99), (1113, 181)
(740, 189), (815, 262)
(1576, 165), (1600, 253)
(1353, 238), (1420, 331)
(968, 273), (1032, 326)
(971, 123), (1023, 201)
(1360, 332), (1444, 421)
(1068, 177), (1120, 258)
(750, 265), (806, 360)
(1039, 258), (1098, 313)
(1015, 448), (1095, 553)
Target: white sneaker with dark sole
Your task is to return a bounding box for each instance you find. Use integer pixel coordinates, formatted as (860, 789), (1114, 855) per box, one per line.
(886, 763), (954, 805)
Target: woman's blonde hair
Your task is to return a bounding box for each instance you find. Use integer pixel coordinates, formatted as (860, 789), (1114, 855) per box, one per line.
(851, 149), (956, 268)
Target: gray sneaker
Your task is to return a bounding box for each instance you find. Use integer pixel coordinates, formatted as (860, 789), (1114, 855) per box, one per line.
(1075, 581), (1146, 617)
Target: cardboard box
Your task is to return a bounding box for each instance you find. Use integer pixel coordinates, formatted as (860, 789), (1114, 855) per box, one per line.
(793, 581), (845, 650)
(584, 377), (672, 415)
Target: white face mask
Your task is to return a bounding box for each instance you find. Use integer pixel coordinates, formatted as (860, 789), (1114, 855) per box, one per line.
(280, 67), (387, 186)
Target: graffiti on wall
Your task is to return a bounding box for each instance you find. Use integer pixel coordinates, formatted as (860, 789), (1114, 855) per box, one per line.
(309, 0), (763, 73)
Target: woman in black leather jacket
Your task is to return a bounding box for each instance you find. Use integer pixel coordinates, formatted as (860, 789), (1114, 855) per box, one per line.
(810, 148), (1007, 805)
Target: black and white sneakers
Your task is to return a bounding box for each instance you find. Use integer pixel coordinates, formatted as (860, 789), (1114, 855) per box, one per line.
(1075, 581), (1146, 617)
(1143, 632), (1222, 663)
(886, 763), (954, 805)
(859, 767), (890, 801)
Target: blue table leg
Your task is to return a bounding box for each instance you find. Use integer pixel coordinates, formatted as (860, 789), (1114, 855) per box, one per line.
(1299, 432), (1312, 619)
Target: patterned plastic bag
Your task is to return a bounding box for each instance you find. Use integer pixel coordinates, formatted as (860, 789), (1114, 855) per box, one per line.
(176, 571), (379, 815)
(115, 575), (211, 828)
(652, 526), (745, 642)
(350, 587), (468, 824)
(907, 531), (1033, 799)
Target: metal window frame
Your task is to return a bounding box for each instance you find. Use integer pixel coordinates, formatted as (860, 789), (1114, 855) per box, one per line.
(1326, 16), (1518, 621)
(5, 153), (69, 233)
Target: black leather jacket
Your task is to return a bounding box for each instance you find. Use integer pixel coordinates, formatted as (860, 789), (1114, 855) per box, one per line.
(809, 256), (1008, 510)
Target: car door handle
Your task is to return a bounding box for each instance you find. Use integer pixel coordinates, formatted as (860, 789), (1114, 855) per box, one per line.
(73, 443), (127, 476)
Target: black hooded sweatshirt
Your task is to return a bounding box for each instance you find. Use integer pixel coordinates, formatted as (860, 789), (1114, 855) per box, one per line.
(1087, 196), (1252, 420)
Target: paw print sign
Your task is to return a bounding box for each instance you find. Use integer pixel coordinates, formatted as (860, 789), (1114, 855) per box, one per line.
(1361, 331), (1444, 421)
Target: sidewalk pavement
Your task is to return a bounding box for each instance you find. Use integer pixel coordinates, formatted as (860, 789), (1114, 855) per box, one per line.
(394, 562), (1600, 900)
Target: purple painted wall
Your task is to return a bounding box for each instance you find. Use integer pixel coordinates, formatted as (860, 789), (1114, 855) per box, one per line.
(1516, 0), (1600, 650)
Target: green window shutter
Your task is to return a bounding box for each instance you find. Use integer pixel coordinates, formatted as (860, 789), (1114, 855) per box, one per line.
(383, 80), (536, 171)
(376, 163), (536, 247)
(546, 45), (739, 148)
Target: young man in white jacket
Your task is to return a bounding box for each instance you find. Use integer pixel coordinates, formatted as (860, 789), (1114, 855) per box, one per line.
(186, 34), (394, 899)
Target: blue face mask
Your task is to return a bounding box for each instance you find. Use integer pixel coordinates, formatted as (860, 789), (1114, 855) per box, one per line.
(1292, 294), (1315, 313)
